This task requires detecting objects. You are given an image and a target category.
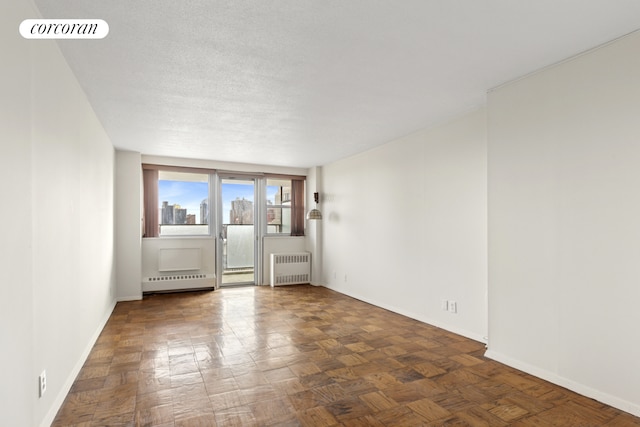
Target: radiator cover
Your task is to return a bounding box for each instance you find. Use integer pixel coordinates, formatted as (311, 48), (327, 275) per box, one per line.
(142, 273), (215, 293)
(270, 252), (311, 286)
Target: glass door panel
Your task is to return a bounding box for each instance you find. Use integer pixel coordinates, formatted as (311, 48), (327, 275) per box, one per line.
(219, 178), (255, 286)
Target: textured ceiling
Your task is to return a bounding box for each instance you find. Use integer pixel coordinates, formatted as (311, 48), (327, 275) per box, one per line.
(33, 0), (640, 168)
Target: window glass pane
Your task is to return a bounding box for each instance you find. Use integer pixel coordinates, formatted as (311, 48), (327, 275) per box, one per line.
(266, 178), (291, 205)
(158, 170), (209, 236)
(222, 179), (254, 226)
(267, 207), (291, 234)
(266, 178), (292, 234)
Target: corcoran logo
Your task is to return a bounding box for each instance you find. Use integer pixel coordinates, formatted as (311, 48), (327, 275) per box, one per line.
(20, 19), (109, 39)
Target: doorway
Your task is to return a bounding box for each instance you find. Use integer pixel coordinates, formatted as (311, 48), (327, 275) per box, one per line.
(217, 177), (257, 287)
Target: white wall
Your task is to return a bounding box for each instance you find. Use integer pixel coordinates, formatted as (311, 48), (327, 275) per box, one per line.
(321, 109), (488, 341)
(141, 154), (307, 177)
(1, 2), (117, 425)
(116, 151), (143, 300)
(487, 31), (640, 416)
(0, 2), (35, 426)
(305, 166), (323, 285)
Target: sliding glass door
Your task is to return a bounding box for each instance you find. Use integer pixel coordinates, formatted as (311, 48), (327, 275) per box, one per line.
(217, 177), (257, 287)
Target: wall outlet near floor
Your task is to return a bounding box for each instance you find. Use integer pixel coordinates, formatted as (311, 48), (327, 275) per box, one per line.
(39, 370), (47, 397)
(448, 301), (458, 314)
(441, 300), (449, 311)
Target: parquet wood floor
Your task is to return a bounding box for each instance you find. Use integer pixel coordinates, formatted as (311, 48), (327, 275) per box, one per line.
(53, 285), (640, 426)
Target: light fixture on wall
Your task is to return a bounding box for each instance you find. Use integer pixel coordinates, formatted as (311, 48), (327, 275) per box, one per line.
(307, 192), (322, 220)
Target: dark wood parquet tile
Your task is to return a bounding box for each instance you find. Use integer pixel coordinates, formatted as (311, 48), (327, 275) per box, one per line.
(52, 285), (640, 426)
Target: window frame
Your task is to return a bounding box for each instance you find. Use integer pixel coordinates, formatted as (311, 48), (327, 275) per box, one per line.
(142, 166), (305, 239)
(142, 164), (215, 238)
(265, 178), (292, 236)
(264, 175), (306, 237)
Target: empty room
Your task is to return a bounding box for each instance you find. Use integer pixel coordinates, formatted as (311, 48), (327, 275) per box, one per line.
(2, 1), (640, 426)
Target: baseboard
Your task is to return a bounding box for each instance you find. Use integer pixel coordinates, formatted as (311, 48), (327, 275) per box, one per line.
(117, 295), (143, 302)
(40, 299), (117, 427)
(484, 349), (640, 418)
(322, 284), (487, 344)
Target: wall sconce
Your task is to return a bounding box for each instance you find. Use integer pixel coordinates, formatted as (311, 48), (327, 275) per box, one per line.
(306, 192), (322, 220)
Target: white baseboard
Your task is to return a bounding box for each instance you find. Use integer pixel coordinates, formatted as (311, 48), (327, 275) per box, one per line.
(117, 295), (143, 301)
(40, 299), (117, 427)
(322, 284), (487, 344)
(484, 349), (640, 418)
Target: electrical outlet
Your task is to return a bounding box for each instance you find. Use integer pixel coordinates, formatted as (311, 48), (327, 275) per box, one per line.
(441, 300), (448, 311)
(448, 301), (457, 314)
(344, 274), (347, 282)
(39, 370), (47, 397)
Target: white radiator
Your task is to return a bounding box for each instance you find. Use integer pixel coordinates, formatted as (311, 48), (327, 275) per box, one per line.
(142, 273), (215, 293)
(270, 252), (311, 286)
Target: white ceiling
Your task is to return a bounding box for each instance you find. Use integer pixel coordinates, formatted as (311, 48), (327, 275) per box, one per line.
(33, 0), (640, 168)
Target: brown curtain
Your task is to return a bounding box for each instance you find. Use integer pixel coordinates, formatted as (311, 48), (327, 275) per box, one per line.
(290, 179), (305, 236)
(142, 168), (159, 238)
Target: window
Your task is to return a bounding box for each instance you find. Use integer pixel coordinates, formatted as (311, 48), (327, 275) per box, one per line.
(143, 165), (211, 237)
(142, 166), (304, 238)
(266, 178), (292, 234)
(266, 176), (305, 236)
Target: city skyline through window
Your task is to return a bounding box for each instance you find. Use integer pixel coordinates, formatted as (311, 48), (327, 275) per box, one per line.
(158, 180), (257, 226)
(155, 176), (297, 236)
(158, 179), (208, 224)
